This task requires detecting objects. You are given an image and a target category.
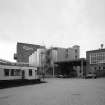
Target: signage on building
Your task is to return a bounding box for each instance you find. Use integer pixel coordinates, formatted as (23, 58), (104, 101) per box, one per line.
(23, 46), (33, 51)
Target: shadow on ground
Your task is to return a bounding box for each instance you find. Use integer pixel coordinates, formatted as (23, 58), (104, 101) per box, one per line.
(0, 79), (47, 89)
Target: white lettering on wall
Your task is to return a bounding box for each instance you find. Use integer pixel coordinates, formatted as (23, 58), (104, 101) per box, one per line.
(23, 46), (33, 51)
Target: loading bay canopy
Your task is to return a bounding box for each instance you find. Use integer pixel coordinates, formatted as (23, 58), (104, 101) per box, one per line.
(54, 58), (86, 77)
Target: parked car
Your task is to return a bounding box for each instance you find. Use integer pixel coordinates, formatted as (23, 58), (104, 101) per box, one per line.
(86, 73), (96, 79)
(56, 74), (64, 78)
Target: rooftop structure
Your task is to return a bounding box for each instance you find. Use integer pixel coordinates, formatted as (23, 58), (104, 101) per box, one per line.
(14, 42), (45, 63)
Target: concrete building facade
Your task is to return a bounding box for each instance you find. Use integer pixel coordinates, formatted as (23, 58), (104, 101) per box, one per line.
(45, 45), (80, 77)
(27, 44), (80, 78)
(29, 48), (47, 78)
(86, 48), (105, 77)
(14, 42), (45, 63)
(50, 45), (80, 63)
(29, 48), (46, 67)
(66, 45), (80, 61)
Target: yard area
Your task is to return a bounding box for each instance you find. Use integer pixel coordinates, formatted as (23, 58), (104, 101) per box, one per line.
(0, 78), (105, 105)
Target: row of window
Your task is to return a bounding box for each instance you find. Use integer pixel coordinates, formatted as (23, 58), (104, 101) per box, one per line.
(90, 52), (105, 64)
(90, 52), (105, 57)
(90, 60), (105, 64)
(65, 49), (78, 58)
(94, 66), (105, 70)
(4, 69), (21, 76)
(90, 56), (105, 60)
(29, 69), (37, 76)
(4, 69), (36, 77)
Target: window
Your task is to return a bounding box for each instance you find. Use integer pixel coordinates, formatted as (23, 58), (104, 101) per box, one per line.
(11, 69), (14, 76)
(99, 66), (101, 70)
(90, 52), (105, 64)
(35, 70), (37, 75)
(65, 53), (68, 58)
(15, 69), (17, 76)
(94, 67), (97, 70)
(14, 69), (17, 76)
(75, 55), (78, 59)
(103, 67), (105, 70)
(15, 69), (20, 76)
(75, 49), (78, 53)
(4, 69), (9, 76)
(29, 69), (32, 76)
(17, 69), (21, 76)
(65, 49), (68, 58)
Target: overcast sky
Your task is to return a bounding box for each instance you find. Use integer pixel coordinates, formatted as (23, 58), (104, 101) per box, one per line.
(0, 0), (105, 61)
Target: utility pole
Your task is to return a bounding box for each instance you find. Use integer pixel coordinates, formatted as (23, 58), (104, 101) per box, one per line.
(53, 62), (55, 78)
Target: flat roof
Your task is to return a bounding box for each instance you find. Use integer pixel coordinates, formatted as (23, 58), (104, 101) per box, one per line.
(55, 58), (86, 66)
(87, 49), (105, 53)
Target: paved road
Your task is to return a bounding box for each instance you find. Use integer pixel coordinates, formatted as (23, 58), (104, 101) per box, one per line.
(0, 78), (105, 105)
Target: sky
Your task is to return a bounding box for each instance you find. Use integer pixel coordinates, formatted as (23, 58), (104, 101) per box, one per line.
(0, 0), (105, 62)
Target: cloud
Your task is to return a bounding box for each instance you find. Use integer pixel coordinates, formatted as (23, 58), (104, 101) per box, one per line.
(0, 0), (105, 60)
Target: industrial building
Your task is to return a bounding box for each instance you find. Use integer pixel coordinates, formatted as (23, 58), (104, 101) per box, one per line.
(50, 45), (80, 62)
(29, 48), (47, 77)
(45, 45), (80, 77)
(14, 42), (45, 63)
(29, 48), (46, 67)
(28, 45), (80, 77)
(55, 58), (86, 78)
(0, 59), (40, 82)
(86, 44), (105, 77)
(13, 42), (86, 78)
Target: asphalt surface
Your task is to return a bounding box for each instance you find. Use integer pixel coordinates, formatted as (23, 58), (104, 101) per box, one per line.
(0, 78), (105, 105)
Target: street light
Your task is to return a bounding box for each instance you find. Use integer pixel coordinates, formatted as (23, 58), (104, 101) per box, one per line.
(40, 51), (45, 79)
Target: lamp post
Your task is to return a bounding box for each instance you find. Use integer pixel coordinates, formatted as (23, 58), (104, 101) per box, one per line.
(52, 61), (55, 78)
(40, 51), (45, 79)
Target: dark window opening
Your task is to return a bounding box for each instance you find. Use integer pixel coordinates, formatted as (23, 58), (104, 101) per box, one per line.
(4, 69), (9, 76)
(35, 70), (37, 72)
(99, 66), (101, 70)
(75, 55), (78, 59)
(65, 53), (68, 58)
(11, 69), (14, 76)
(75, 49), (78, 53)
(94, 67), (97, 70)
(29, 69), (32, 76)
(15, 69), (21, 76)
(65, 49), (68, 58)
(17, 69), (21, 76)
(14, 69), (17, 76)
